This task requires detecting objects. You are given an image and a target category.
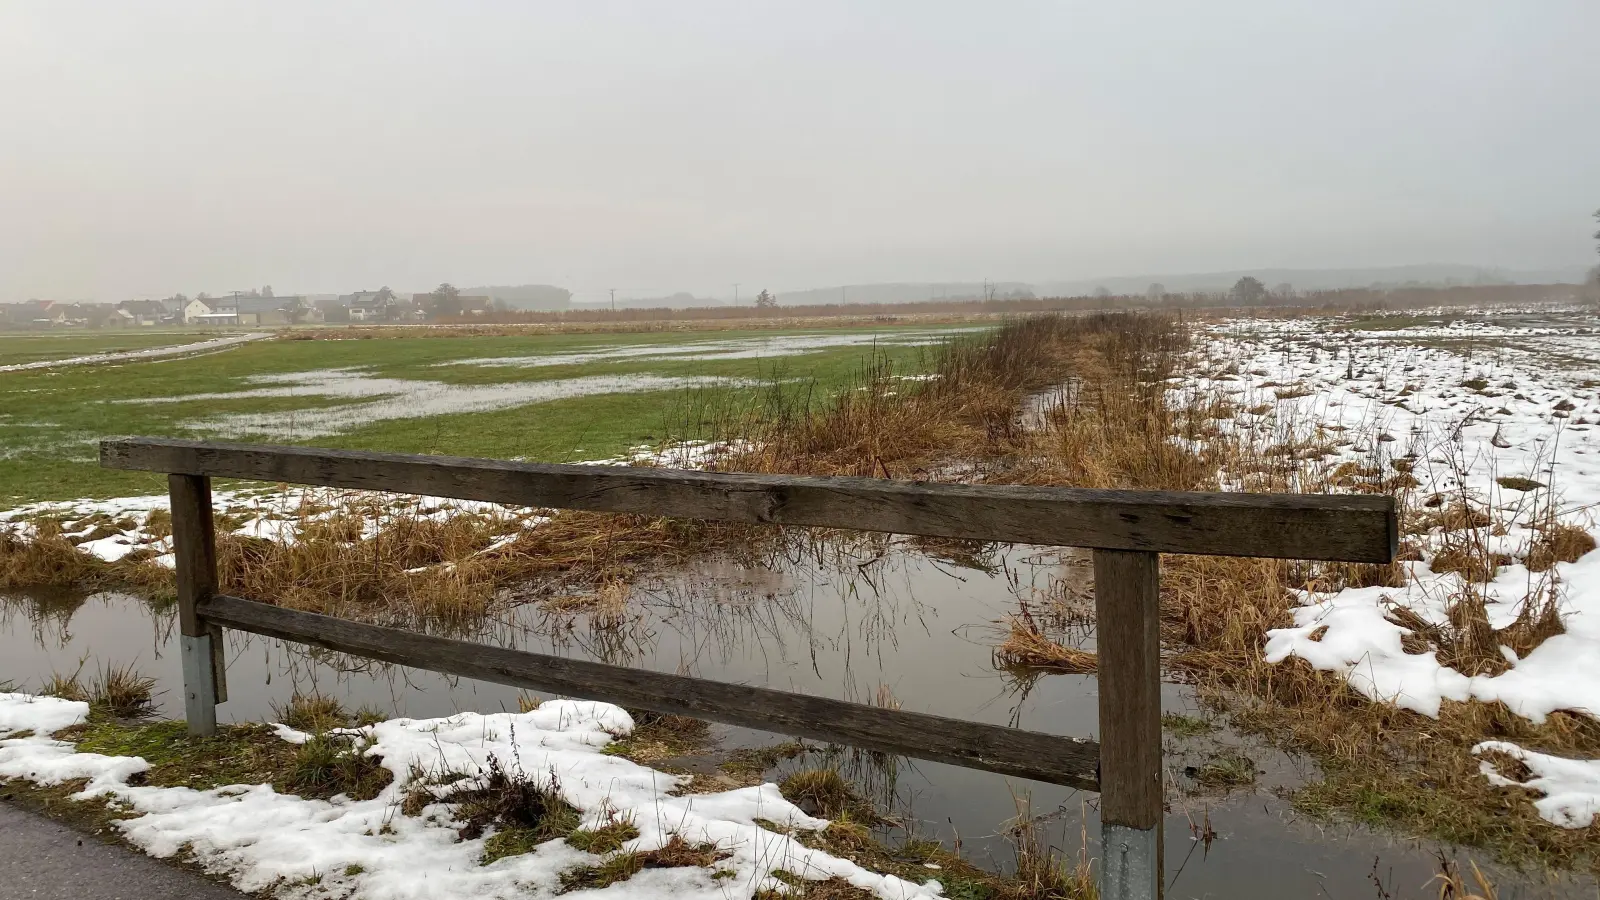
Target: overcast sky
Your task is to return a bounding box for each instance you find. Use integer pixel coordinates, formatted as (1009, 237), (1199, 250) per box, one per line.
(2, 1), (1596, 303)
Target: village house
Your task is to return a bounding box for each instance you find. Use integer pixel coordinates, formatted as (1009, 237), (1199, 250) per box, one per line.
(116, 299), (169, 326)
(179, 298), (213, 324)
(410, 293), (494, 318)
(6, 300), (68, 327)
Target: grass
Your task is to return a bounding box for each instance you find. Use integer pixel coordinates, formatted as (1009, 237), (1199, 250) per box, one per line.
(0, 322), (967, 504)
(717, 741), (808, 785)
(993, 613), (1096, 674)
(39, 661), (157, 718)
(565, 814), (641, 854)
(557, 835), (731, 892)
(271, 692), (349, 732)
(601, 709), (714, 764)
(284, 733), (391, 800)
(64, 715), (391, 800)
(441, 755), (580, 847)
(1160, 712), (1217, 738)
(1190, 750), (1258, 788)
(0, 330), (226, 366)
(778, 768), (879, 821)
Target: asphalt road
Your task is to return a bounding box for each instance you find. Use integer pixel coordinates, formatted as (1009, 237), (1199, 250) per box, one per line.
(0, 801), (243, 900)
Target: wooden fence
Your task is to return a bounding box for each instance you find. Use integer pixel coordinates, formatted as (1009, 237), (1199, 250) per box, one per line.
(102, 437), (1396, 900)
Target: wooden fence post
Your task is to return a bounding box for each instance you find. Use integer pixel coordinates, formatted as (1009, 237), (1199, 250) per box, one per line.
(1094, 549), (1163, 900)
(168, 473), (222, 736)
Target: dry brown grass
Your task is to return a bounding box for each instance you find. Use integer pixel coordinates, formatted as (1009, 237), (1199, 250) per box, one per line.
(994, 614), (1097, 674)
(1526, 523), (1596, 571)
(779, 768), (879, 821)
(849, 312), (1600, 870)
(1003, 793), (1100, 900)
(1427, 853), (1499, 900)
(1429, 544), (1511, 583)
(0, 522), (107, 589)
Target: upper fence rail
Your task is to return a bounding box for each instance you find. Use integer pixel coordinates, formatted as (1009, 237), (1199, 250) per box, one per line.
(102, 438), (1396, 563)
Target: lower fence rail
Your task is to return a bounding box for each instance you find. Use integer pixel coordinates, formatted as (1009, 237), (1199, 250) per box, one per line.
(199, 594), (1103, 791)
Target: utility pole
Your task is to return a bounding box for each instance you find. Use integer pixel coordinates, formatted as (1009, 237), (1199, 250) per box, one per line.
(609, 288), (616, 313)
(733, 283), (740, 306)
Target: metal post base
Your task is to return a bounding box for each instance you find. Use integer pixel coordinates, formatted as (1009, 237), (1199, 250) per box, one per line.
(180, 633), (218, 736)
(1101, 823), (1159, 900)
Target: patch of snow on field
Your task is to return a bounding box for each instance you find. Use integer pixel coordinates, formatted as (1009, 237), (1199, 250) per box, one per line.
(0, 693), (944, 899)
(120, 370), (756, 439)
(572, 439), (757, 470)
(0, 487), (540, 567)
(1189, 315), (1600, 726)
(0, 441), (744, 566)
(1198, 312), (1600, 822)
(0, 333), (267, 372)
(1474, 741), (1600, 829)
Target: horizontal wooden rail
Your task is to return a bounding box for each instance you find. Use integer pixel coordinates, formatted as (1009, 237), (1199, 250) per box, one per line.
(103, 438), (1396, 561)
(199, 594), (1101, 790)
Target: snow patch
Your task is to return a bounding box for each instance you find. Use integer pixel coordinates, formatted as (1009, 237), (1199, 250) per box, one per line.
(0, 693), (946, 899)
(1474, 741), (1600, 829)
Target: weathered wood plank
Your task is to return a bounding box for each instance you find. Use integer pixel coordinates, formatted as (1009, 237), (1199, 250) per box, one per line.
(168, 474), (216, 638)
(1094, 548), (1163, 899)
(199, 594), (1102, 790)
(104, 438), (1396, 561)
(168, 474), (221, 735)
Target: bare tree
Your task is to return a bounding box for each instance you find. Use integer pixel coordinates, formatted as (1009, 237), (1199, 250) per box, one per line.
(428, 283), (462, 319)
(1145, 283), (1166, 303)
(1231, 276), (1268, 306)
(1273, 282), (1295, 300)
(754, 289), (777, 309)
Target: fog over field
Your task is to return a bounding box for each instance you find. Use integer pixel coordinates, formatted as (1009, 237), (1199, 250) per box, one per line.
(2, 1), (1597, 304)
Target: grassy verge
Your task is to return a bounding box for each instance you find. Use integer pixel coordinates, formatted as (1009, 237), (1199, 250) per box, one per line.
(7, 675), (1097, 898)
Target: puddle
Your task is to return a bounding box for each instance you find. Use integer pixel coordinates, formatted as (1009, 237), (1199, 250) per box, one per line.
(1019, 380), (1082, 432)
(440, 329), (983, 369)
(0, 333), (268, 373)
(1, 546), (1592, 898)
(118, 371), (755, 440)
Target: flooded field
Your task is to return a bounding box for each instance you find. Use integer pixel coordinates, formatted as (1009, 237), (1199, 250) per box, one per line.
(0, 321), (971, 503)
(4, 542), (1589, 898)
(6, 307), (1600, 898)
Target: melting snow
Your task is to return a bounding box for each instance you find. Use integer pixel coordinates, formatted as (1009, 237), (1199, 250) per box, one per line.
(120, 370), (757, 440)
(0, 693), (944, 899)
(0, 333), (268, 373)
(1474, 741), (1600, 829)
(1195, 312), (1600, 824)
(440, 330), (977, 369)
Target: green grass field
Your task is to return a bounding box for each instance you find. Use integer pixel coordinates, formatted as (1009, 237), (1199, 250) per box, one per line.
(0, 330), (237, 367)
(0, 324), (972, 504)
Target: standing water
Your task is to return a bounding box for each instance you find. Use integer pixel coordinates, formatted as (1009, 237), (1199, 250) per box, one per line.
(1, 543), (1590, 899)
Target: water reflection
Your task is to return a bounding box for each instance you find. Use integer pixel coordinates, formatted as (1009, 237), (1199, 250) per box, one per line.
(1, 543), (1593, 899)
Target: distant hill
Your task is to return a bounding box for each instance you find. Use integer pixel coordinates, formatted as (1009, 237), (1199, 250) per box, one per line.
(462, 284), (572, 311)
(775, 282), (1034, 306)
(571, 292), (727, 310)
(1036, 264), (1590, 297)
